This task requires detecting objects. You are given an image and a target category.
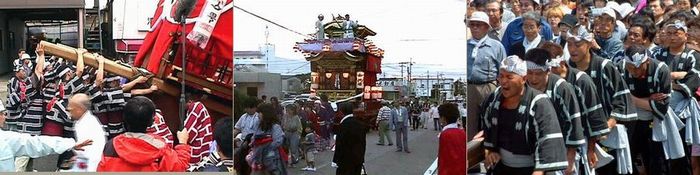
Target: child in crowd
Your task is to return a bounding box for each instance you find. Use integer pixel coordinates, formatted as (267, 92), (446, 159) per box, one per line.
(301, 127), (317, 171)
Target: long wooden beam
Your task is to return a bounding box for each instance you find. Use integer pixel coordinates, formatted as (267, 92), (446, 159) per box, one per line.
(41, 41), (138, 78)
(40, 41), (232, 116)
(468, 139), (485, 169)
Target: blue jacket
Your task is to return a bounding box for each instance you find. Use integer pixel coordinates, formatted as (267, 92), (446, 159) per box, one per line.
(390, 106), (410, 127)
(501, 17), (554, 55)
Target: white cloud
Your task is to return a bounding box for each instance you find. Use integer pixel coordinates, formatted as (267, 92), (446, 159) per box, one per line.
(234, 0), (467, 79)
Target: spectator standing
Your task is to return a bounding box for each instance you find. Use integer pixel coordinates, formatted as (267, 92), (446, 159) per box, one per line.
(375, 101), (394, 146)
(282, 105), (302, 167)
(437, 103), (467, 175)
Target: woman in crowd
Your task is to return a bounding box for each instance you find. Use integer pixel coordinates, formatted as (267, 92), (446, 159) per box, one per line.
(247, 104), (287, 175)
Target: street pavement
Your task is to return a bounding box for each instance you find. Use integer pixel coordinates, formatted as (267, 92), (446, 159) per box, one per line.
(289, 125), (440, 175)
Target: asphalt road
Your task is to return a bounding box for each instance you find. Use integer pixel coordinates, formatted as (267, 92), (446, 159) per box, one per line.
(289, 125), (440, 175)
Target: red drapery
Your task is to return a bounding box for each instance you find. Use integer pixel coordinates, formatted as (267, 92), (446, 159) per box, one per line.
(134, 0), (233, 77)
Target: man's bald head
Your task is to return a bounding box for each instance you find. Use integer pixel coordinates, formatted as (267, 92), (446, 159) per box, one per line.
(68, 93), (91, 120)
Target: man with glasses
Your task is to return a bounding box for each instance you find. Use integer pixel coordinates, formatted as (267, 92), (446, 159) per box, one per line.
(652, 19), (700, 175)
(508, 12), (545, 58)
(484, 0), (511, 40)
(501, 0), (554, 54)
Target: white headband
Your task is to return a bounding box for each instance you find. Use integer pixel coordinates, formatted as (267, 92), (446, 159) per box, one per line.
(501, 55), (527, 76)
(625, 52), (649, 68)
(526, 61), (549, 71)
(548, 56), (565, 67)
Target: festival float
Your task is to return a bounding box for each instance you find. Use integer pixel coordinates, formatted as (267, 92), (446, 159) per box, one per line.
(41, 0), (233, 131)
(294, 14), (384, 125)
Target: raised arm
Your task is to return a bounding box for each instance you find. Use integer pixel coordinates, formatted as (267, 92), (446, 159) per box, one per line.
(34, 43), (45, 81)
(94, 53), (105, 87)
(75, 48), (87, 77)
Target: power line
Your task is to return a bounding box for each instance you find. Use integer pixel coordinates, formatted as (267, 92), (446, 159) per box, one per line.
(234, 5), (311, 38)
(285, 62), (311, 74)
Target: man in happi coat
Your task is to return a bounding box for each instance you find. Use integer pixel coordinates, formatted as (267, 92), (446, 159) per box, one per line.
(523, 48), (585, 174)
(480, 55), (568, 175)
(541, 41), (610, 174)
(567, 26), (638, 174)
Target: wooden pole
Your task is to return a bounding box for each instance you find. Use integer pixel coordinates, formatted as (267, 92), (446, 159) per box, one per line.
(39, 40), (232, 117)
(40, 41), (138, 78)
(468, 140), (485, 169)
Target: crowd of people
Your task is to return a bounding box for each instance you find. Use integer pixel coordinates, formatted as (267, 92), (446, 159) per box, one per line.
(0, 43), (233, 172)
(234, 91), (474, 175)
(466, 0), (700, 174)
(234, 94), (342, 174)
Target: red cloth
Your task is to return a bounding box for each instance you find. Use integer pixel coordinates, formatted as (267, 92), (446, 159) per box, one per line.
(96, 134), (191, 172)
(134, 0), (232, 77)
(183, 102), (214, 165)
(366, 55), (382, 73)
(307, 111), (321, 135)
(438, 128), (467, 175)
(147, 110), (174, 147)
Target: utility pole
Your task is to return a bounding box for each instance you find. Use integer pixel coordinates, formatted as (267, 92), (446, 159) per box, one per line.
(265, 25), (270, 72)
(399, 58), (415, 96)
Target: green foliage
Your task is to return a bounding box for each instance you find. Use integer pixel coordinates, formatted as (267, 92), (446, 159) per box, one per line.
(234, 89), (255, 120)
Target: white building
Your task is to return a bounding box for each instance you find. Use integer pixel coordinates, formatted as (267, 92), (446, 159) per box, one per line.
(234, 51), (267, 72)
(412, 77), (454, 99)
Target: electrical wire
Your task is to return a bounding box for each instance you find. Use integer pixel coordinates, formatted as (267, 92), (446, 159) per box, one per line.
(234, 5), (311, 38)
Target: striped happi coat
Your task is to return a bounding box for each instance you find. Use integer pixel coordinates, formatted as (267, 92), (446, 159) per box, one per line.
(569, 54), (637, 122)
(618, 59), (672, 120)
(480, 86), (568, 171)
(147, 109), (174, 147)
(184, 101), (214, 165)
(564, 68), (610, 139)
(653, 46), (700, 99)
(543, 74), (585, 147)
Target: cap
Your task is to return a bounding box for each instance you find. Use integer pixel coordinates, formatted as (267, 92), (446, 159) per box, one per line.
(616, 3), (635, 18)
(20, 54), (30, 60)
(601, 7), (617, 20)
(468, 11), (491, 28)
(500, 55), (527, 76)
(665, 20), (688, 32)
(559, 14), (578, 28)
(567, 26), (594, 42)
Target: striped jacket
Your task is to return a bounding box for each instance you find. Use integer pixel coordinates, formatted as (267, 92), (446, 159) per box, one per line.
(184, 102), (214, 165)
(480, 86), (568, 171)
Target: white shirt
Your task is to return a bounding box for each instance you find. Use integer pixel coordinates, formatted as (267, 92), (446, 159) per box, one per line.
(73, 111), (106, 172)
(0, 130), (75, 172)
(235, 113), (260, 137)
(429, 107), (440, 119)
